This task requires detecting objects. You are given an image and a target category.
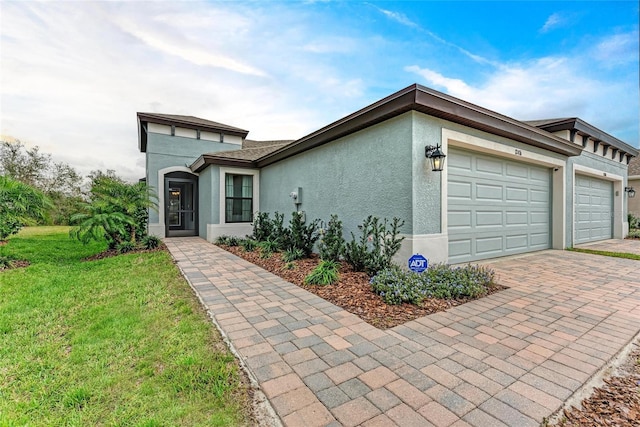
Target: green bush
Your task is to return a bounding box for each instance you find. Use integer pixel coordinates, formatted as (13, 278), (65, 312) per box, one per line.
(251, 212), (274, 242)
(304, 260), (340, 286)
(370, 264), (496, 305)
(628, 229), (640, 239)
(142, 235), (161, 250)
(116, 241), (136, 254)
(318, 215), (345, 262)
(287, 212), (320, 257)
(629, 213), (640, 230)
(216, 235), (241, 246)
(344, 216), (405, 276)
(282, 248), (304, 262)
(0, 176), (51, 241)
(240, 239), (257, 252)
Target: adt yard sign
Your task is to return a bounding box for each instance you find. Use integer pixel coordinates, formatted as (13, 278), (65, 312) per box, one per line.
(408, 254), (428, 273)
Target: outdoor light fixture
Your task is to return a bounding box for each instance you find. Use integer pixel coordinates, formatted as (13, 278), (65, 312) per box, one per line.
(625, 187), (636, 198)
(425, 144), (446, 172)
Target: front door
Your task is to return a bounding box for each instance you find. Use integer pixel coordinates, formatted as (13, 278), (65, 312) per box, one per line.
(165, 175), (197, 237)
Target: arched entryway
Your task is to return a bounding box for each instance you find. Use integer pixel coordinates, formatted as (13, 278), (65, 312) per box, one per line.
(164, 171), (198, 237)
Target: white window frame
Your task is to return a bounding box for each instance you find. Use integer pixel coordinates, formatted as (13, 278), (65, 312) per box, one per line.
(219, 167), (260, 225)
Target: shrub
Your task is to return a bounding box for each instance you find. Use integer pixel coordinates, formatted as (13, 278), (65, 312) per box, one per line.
(282, 248), (304, 262)
(304, 260), (340, 286)
(628, 229), (640, 239)
(216, 235), (241, 246)
(0, 176), (51, 241)
(629, 213), (640, 230)
(344, 216), (405, 276)
(240, 239), (257, 252)
(251, 212), (274, 242)
(258, 239), (279, 254)
(141, 235), (161, 250)
(370, 264), (496, 305)
(318, 215), (345, 262)
(0, 254), (19, 270)
(116, 241), (136, 254)
(287, 212), (320, 257)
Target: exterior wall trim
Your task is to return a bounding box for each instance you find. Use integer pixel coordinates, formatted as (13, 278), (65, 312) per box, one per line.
(207, 167), (260, 241)
(148, 166), (199, 237)
(572, 164), (625, 242)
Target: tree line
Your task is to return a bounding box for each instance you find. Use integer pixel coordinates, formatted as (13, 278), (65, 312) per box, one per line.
(0, 140), (157, 250)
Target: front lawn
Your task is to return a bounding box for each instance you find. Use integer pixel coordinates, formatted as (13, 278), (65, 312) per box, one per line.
(0, 227), (251, 426)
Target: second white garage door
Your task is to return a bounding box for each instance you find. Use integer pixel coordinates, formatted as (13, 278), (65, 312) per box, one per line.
(448, 148), (552, 263)
(574, 175), (613, 244)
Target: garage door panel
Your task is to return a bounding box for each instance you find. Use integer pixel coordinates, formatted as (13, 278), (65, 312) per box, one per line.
(574, 175), (612, 244)
(448, 148), (551, 263)
(477, 158), (503, 175)
(476, 184), (503, 200)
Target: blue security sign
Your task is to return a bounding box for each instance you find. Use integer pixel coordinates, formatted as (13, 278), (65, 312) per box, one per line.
(408, 254), (428, 273)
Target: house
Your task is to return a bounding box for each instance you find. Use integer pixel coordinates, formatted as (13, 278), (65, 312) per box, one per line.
(138, 84), (638, 264)
(628, 157), (640, 217)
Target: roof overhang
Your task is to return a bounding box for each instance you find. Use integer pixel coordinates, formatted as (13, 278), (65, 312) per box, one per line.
(137, 112), (249, 153)
(191, 154), (255, 172)
(533, 117), (639, 160)
(256, 84), (583, 168)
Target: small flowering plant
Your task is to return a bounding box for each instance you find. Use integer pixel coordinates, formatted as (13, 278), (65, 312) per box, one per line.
(370, 263), (495, 305)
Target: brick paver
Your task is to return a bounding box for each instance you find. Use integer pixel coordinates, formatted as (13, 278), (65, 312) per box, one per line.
(166, 238), (640, 427)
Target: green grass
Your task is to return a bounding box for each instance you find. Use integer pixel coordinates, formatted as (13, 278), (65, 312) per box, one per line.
(568, 247), (640, 260)
(0, 227), (251, 426)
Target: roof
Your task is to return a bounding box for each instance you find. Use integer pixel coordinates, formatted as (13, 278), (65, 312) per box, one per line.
(525, 117), (638, 161)
(137, 112), (249, 152)
(629, 156), (640, 177)
(190, 141), (292, 170)
(191, 84), (587, 171)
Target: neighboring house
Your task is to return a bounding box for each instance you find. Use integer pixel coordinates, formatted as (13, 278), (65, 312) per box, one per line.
(138, 84), (639, 264)
(628, 156), (640, 217)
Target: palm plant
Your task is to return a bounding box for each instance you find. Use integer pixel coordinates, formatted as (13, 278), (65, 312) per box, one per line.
(70, 176), (156, 248)
(0, 176), (51, 241)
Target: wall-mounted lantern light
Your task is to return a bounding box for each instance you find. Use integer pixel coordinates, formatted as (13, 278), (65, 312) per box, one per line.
(425, 144), (446, 172)
(624, 187), (636, 198)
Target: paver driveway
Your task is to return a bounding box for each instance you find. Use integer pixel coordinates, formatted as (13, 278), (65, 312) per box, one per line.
(166, 238), (640, 427)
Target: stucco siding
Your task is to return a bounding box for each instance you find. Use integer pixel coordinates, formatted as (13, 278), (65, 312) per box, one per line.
(259, 113), (414, 237)
(146, 132), (237, 225)
(627, 177), (640, 217)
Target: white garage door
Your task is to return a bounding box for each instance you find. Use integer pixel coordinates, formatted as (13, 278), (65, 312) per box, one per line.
(574, 175), (613, 244)
(448, 148), (552, 263)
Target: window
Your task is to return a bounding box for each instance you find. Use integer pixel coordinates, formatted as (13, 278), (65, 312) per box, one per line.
(225, 174), (253, 222)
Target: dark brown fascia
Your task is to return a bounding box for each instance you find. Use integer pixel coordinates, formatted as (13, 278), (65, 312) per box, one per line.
(190, 154), (255, 172)
(256, 84), (582, 168)
(137, 112), (250, 153)
(136, 112), (249, 137)
(535, 118), (639, 158)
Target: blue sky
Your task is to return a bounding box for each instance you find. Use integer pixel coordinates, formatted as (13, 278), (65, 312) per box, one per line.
(1, 1), (638, 181)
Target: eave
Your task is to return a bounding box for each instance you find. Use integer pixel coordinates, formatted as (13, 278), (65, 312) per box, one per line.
(256, 84), (583, 168)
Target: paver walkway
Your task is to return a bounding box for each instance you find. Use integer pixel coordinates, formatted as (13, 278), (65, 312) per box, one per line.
(166, 238), (640, 427)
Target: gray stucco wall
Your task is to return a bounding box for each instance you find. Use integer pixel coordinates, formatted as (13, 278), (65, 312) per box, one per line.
(259, 113), (414, 237)
(145, 132), (238, 225)
(566, 151), (629, 245)
(197, 165), (221, 236)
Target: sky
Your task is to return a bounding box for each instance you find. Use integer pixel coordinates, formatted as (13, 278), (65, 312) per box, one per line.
(1, 1), (638, 182)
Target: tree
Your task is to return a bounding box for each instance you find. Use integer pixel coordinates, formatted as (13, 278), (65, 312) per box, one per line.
(70, 175), (156, 249)
(0, 140), (84, 225)
(0, 176), (52, 241)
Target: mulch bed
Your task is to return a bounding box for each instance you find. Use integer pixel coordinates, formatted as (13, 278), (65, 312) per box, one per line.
(557, 343), (640, 426)
(0, 260), (30, 271)
(219, 245), (506, 329)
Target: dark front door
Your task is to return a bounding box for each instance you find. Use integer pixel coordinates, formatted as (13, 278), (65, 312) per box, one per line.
(165, 174), (197, 237)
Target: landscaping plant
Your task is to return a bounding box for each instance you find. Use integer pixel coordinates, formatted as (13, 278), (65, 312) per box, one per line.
(69, 175), (156, 249)
(304, 260), (340, 286)
(370, 263), (495, 305)
(344, 215), (405, 275)
(318, 214), (345, 262)
(0, 176), (51, 241)
(282, 248), (305, 262)
(287, 211), (320, 257)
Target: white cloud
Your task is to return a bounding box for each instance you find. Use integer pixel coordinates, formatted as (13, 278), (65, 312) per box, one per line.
(540, 12), (565, 33)
(592, 31), (640, 65)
